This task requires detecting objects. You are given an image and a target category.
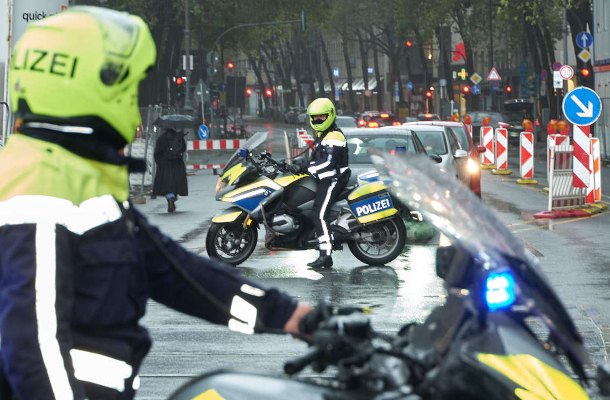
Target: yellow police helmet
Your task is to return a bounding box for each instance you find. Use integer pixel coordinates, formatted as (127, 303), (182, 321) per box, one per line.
(9, 6), (156, 147)
(308, 98), (336, 135)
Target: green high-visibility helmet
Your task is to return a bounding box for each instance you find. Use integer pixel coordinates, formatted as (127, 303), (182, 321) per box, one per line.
(308, 98), (336, 135)
(10, 6), (157, 147)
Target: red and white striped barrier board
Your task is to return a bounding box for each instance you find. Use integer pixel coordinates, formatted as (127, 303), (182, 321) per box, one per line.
(589, 138), (601, 203)
(494, 128), (509, 172)
(547, 135), (570, 177)
(187, 139), (247, 151)
(572, 125), (591, 188)
(186, 164), (225, 170)
(480, 126), (494, 166)
(519, 132), (534, 179)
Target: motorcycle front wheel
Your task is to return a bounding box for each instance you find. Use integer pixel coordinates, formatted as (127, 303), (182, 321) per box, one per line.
(348, 215), (406, 266)
(205, 223), (258, 266)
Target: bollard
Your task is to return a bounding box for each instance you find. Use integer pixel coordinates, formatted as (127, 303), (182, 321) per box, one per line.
(591, 138), (602, 203)
(480, 124), (495, 169)
(517, 132), (537, 184)
(572, 125), (591, 189)
(492, 128), (511, 175)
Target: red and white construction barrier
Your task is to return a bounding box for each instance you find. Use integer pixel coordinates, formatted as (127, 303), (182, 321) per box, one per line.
(187, 139), (247, 151)
(480, 126), (494, 167)
(493, 128), (511, 174)
(572, 125), (591, 188)
(547, 135), (570, 178)
(534, 145), (588, 218)
(186, 164), (226, 170)
(589, 138), (602, 203)
(518, 132), (536, 184)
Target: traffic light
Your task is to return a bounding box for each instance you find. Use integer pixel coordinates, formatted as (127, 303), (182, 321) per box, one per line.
(405, 40), (413, 47)
(227, 62), (234, 70)
(425, 90), (433, 98)
(246, 88), (252, 96)
(175, 77), (185, 85)
(462, 86), (470, 94)
(576, 67), (593, 87)
(506, 86), (512, 93)
(265, 89), (273, 97)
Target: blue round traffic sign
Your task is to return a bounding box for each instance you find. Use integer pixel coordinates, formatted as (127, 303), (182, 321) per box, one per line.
(198, 124), (209, 140)
(471, 85), (481, 95)
(576, 32), (593, 49)
(552, 62), (562, 71)
(406, 82), (413, 91)
(562, 87), (602, 126)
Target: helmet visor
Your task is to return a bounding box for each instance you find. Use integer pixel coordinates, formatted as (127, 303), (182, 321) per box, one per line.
(310, 114), (328, 125)
(75, 7), (141, 86)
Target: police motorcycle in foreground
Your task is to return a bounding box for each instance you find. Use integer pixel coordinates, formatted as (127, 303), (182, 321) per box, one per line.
(176, 151), (610, 399)
(206, 131), (408, 266)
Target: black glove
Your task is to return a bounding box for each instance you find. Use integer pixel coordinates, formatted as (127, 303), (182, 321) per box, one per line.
(288, 164), (305, 175)
(298, 302), (365, 335)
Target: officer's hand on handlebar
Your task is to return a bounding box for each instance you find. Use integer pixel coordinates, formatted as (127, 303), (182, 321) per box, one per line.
(287, 164), (305, 175)
(298, 302), (365, 336)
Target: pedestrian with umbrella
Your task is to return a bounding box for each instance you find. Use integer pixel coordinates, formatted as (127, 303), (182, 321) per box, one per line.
(152, 115), (197, 212)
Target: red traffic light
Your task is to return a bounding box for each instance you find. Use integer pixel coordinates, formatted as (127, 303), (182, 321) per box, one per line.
(462, 86), (470, 94)
(227, 62), (234, 69)
(265, 89), (272, 97)
(581, 68), (590, 77)
(246, 88), (252, 96)
(175, 77), (184, 85)
(425, 91), (432, 98)
(405, 40), (413, 47)
(506, 86), (512, 93)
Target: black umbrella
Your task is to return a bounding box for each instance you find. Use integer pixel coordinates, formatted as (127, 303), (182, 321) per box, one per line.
(152, 114), (200, 130)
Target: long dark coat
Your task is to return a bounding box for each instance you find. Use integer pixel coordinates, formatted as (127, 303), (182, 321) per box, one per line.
(152, 129), (188, 196)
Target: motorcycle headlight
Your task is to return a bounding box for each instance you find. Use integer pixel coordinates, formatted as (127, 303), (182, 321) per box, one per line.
(215, 177), (228, 196)
(467, 158), (479, 174)
(486, 271), (516, 311)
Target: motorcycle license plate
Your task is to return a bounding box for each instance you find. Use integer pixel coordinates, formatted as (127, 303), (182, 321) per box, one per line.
(350, 193), (393, 218)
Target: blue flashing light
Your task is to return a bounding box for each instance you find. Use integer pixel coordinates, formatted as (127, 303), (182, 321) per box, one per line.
(240, 148), (247, 157)
(485, 271), (516, 311)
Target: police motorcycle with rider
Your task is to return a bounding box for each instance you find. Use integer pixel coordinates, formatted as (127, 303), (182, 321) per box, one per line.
(206, 126), (408, 267)
(0, 7), (313, 399)
(175, 152), (610, 400)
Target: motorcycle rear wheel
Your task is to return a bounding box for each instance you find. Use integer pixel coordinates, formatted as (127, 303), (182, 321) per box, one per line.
(348, 215), (406, 266)
(206, 223), (258, 266)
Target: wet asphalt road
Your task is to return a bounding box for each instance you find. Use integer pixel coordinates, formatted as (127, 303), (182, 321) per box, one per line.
(134, 120), (610, 399)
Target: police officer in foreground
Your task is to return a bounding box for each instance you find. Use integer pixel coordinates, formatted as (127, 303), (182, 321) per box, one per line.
(291, 98), (350, 268)
(0, 7), (312, 399)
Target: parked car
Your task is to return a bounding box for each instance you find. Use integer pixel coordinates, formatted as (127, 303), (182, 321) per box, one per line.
(403, 121), (484, 197)
(417, 113), (440, 121)
(296, 110), (309, 124)
(335, 116), (358, 129)
(357, 111), (401, 128)
(402, 116), (418, 123)
(284, 107), (307, 124)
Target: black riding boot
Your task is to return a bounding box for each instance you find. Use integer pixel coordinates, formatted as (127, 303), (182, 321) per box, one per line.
(307, 252), (333, 268)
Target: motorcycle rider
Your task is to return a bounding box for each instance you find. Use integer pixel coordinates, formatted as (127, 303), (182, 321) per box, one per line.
(0, 7), (312, 399)
(291, 98), (350, 268)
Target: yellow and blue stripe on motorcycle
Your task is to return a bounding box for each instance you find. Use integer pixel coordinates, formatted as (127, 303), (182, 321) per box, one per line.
(477, 353), (590, 400)
(348, 182), (398, 224)
(211, 206), (245, 223)
(222, 163), (247, 185)
(221, 178), (280, 212)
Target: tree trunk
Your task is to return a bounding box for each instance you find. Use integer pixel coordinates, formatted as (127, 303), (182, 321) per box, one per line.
(372, 39), (383, 111)
(319, 35), (336, 105)
(341, 32), (355, 111)
(356, 29), (370, 111)
(247, 52), (265, 116)
(289, 39), (305, 107)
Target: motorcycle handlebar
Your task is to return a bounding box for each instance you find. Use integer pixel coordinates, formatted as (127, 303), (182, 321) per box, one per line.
(284, 346), (324, 375)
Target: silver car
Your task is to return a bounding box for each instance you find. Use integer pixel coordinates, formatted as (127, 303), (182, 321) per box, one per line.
(385, 125), (470, 186)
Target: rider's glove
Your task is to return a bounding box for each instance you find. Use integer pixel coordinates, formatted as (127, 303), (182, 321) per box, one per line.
(298, 302), (365, 335)
(288, 164), (305, 175)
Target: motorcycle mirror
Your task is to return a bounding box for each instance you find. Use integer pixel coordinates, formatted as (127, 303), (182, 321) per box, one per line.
(429, 154), (442, 164)
(598, 361), (610, 396)
(239, 148), (247, 157)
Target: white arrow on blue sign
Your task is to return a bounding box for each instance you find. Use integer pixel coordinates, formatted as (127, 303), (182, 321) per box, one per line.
(198, 124), (209, 140)
(406, 82), (413, 91)
(471, 85), (481, 95)
(576, 32), (593, 49)
(562, 87), (602, 126)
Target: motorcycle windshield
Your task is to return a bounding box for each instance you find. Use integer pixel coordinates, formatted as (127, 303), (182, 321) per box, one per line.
(224, 131), (269, 170)
(371, 152), (592, 375)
